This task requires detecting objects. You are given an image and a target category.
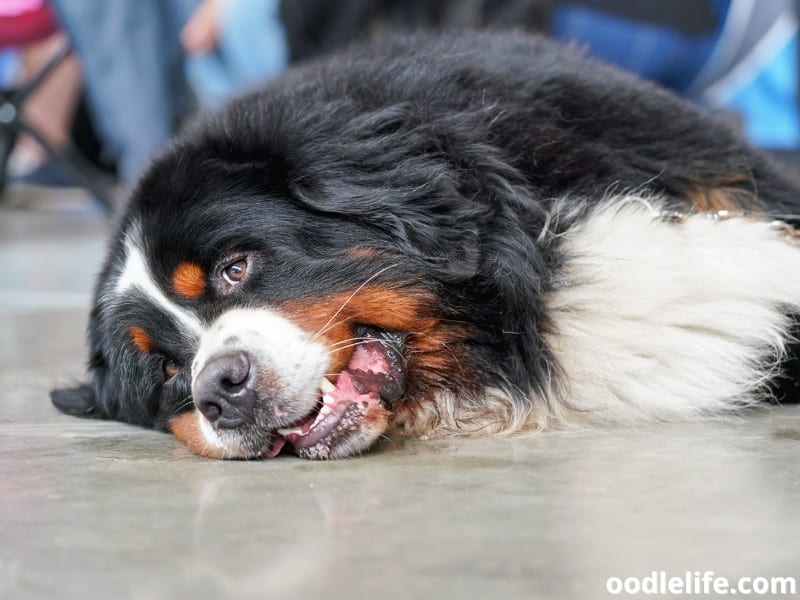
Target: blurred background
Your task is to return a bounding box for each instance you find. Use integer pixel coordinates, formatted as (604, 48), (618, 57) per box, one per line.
(2, 5), (800, 598)
(1, 0), (799, 212)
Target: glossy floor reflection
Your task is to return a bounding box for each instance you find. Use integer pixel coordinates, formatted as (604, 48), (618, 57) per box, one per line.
(1, 193), (799, 600)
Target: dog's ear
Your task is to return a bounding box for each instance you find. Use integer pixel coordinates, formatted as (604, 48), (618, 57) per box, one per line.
(291, 178), (485, 282)
(52, 303), (113, 420)
(51, 382), (109, 419)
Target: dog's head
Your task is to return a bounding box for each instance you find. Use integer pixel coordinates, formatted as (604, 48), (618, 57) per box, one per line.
(51, 82), (549, 459)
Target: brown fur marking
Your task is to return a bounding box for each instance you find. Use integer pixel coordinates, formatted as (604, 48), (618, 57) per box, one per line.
(172, 262), (205, 298)
(280, 286), (439, 374)
(341, 247), (382, 259)
(688, 173), (761, 213)
(130, 326), (153, 354)
(281, 286), (475, 436)
(170, 411), (229, 459)
(389, 322), (474, 436)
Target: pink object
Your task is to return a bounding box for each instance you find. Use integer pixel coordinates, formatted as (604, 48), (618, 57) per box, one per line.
(0, 1), (59, 47)
(0, 0), (46, 17)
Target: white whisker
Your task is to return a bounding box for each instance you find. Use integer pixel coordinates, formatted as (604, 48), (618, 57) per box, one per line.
(311, 264), (398, 342)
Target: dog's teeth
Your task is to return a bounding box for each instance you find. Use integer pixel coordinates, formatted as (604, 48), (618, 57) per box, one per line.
(311, 406), (331, 426)
(319, 377), (336, 393)
(277, 427), (303, 436)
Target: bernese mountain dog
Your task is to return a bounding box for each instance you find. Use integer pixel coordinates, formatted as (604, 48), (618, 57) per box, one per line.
(52, 31), (800, 460)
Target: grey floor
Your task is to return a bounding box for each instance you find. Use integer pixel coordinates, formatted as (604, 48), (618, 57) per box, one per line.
(1, 188), (799, 600)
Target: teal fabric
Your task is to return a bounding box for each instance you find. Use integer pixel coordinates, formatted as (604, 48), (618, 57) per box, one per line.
(718, 36), (799, 149)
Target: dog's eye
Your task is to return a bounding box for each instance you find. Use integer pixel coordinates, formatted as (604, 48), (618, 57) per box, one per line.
(222, 259), (248, 284)
(162, 358), (181, 380)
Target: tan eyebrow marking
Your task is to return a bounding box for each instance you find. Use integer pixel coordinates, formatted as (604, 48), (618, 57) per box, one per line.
(172, 262), (205, 298)
(130, 326), (153, 353)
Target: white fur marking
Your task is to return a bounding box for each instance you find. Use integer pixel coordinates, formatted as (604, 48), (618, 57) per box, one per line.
(114, 236), (202, 335)
(544, 197), (800, 424)
(199, 414), (227, 450)
(192, 308), (330, 446)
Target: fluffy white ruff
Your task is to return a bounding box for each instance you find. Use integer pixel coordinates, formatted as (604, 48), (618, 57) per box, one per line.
(543, 197), (800, 425)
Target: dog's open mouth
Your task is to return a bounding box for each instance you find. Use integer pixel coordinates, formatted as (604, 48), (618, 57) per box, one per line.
(263, 326), (406, 458)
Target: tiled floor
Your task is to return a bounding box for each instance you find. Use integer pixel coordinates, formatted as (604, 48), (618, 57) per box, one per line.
(1, 189), (799, 599)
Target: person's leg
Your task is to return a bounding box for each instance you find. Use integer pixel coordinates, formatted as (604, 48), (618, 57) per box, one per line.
(181, 0), (287, 106)
(221, 0), (287, 84)
(9, 33), (82, 178)
(18, 34), (81, 149)
(50, 0), (199, 181)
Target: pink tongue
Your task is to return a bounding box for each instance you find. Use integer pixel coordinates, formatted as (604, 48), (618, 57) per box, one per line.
(262, 342), (390, 457)
(330, 368), (373, 401)
(348, 341), (390, 376)
(288, 370), (379, 450)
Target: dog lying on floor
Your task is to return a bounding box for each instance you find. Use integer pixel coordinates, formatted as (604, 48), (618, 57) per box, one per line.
(52, 31), (800, 459)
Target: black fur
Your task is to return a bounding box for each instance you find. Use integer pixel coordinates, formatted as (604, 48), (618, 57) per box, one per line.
(52, 31), (800, 439)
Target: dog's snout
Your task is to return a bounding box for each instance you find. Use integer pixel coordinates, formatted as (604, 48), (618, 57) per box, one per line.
(194, 352), (256, 429)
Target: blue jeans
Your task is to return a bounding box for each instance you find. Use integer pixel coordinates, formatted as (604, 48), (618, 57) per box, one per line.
(51, 0), (199, 181)
(186, 0), (288, 107)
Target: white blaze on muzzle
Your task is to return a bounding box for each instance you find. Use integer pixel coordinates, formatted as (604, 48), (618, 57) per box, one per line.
(191, 308), (330, 423)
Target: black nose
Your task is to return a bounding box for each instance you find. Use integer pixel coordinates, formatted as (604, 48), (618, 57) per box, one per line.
(194, 352), (256, 428)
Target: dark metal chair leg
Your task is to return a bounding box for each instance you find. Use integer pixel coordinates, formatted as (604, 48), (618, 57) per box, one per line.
(0, 38), (115, 213)
(17, 119), (114, 211)
(11, 40), (71, 105)
(0, 111), (16, 199)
